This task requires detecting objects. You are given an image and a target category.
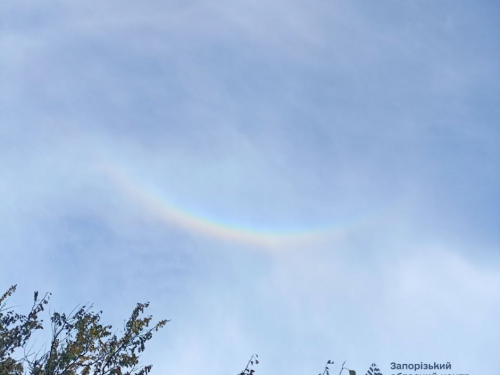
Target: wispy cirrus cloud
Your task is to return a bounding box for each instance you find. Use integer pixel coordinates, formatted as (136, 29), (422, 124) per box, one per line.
(1, 0), (499, 374)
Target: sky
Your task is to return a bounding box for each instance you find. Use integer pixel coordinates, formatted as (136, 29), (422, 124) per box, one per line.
(1, 0), (499, 374)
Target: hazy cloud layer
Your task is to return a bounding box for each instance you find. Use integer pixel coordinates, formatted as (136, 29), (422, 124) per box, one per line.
(1, 0), (499, 374)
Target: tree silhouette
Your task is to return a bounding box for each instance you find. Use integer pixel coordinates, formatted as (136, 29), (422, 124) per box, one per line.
(2, 286), (357, 375)
(0, 285), (168, 375)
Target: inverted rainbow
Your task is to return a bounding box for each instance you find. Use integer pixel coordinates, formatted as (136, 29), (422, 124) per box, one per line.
(101, 162), (366, 249)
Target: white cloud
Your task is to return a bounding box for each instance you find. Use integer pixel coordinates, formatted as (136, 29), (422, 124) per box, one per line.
(1, 1), (499, 374)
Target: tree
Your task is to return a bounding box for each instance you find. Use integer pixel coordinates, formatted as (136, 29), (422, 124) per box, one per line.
(1, 286), (356, 375)
(0, 285), (168, 375)
(238, 356), (356, 375)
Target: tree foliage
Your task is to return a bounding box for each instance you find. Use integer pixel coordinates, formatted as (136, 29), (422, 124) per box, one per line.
(238, 354), (258, 375)
(1, 285), (356, 375)
(0, 285), (168, 375)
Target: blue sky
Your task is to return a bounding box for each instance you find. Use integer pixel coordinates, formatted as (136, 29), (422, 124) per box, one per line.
(1, 0), (499, 374)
